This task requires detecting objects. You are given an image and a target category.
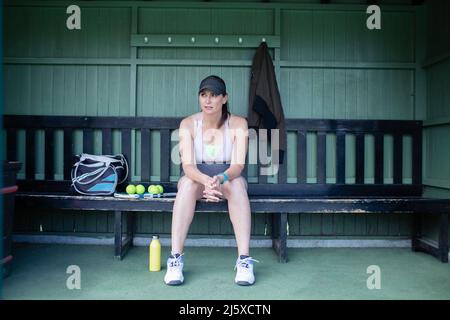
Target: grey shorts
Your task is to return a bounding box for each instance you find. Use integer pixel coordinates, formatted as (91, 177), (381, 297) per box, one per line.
(179, 163), (248, 191)
(196, 163), (231, 176)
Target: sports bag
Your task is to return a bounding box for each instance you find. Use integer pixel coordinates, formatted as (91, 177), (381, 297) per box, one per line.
(70, 153), (129, 196)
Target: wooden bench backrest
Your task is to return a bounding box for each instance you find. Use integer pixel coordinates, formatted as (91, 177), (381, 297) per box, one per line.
(4, 115), (422, 197)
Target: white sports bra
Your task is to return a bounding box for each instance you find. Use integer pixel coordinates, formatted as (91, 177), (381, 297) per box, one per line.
(194, 113), (233, 164)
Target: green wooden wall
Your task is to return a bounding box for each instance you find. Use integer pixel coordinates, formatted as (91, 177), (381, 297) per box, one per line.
(422, 0), (450, 246)
(3, 1), (431, 239)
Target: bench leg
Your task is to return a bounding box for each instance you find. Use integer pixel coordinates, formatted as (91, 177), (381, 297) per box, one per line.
(411, 214), (421, 253)
(272, 213), (288, 263)
(412, 213), (449, 263)
(438, 213), (449, 263)
(114, 210), (135, 260)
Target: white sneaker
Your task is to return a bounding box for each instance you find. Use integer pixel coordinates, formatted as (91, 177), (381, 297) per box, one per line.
(164, 254), (184, 286)
(234, 256), (259, 286)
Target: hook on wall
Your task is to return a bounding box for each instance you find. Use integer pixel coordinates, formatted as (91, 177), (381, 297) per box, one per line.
(132, 34), (280, 48)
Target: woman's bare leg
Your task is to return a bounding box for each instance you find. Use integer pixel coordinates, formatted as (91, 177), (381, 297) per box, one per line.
(221, 177), (251, 256)
(171, 176), (204, 255)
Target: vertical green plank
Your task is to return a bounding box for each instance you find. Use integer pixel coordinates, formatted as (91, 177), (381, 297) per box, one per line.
(287, 214), (300, 237)
(345, 134), (355, 184)
(208, 213), (222, 236)
(63, 212), (75, 233)
(365, 134), (374, 183)
(307, 133), (316, 183)
(189, 215), (205, 235)
(151, 213), (165, 234)
(321, 213), (333, 235)
(73, 211), (85, 233)
(138, 214), (153, 234)
(332, 214), (345, 236)
(384, 134), (393, 183)
(403, 135), (412, 183)
(312, 69), (324, 118)
(388, 214), (401, 236)
(399, 214), (412, 236)
(354, 214), (368, 236)
(96, 213), (109, 233)
(326, 133), (336, 183)
(13, 208), (31, 233)
(40, 209), (54, 233)
(287, 132), (296, 181)
(36, 130), (44, 179)
(343, 214), (357, 236)
(51, 211), (64, 233)
(220, 214), (233, 236)
(300, 214), (311, 236)
(366, 213), (379, 236)
(252, 214), (267, 236)
(377, 214), (390, 236)
(109, 212), (115, 234)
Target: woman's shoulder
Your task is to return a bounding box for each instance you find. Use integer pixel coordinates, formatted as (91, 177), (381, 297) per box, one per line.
(228, 114), (248, 129)
(180, 112), (201, 128)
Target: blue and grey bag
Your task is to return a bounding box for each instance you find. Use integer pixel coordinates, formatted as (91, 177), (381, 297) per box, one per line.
(70, 153), (129, 196)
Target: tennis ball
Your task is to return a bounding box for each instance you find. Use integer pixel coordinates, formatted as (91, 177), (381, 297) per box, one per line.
(156, 185), (164, 194)
(126, 184), (136, 194)
(148, 184), (159, 194)
(136, 184), (146, 194)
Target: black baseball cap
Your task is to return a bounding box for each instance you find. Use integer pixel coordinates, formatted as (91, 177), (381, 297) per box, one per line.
(198, 75), (227, 95)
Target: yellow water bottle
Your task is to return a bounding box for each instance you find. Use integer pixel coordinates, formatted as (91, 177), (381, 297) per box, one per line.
(149, 235), (161, 272)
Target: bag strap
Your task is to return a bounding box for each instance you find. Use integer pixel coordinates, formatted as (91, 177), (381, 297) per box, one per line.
(80, 153), (123, 165)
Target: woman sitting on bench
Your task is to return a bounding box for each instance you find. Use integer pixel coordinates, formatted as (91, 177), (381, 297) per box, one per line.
(164, 75), (257, 286)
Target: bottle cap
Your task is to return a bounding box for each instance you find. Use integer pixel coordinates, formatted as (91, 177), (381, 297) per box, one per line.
(152, 235), (159, 239)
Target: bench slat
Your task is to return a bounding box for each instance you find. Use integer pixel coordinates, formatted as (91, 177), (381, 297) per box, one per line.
(278, 150), (287, 184)
(317, 131), (326, 184)
(258, 133), (268, 183)
(7, 129), (17, 161)
(141, 128), (151, 182)
(15, 192), (449, 213)
(336, 132), (346, 184)
(83, 129), (94, 154)
(375, 133), (384, 184)
(63, 128), (73, 180)
(102, 129), (112, 155)
(45, 129), (55, 181)
(394, 133), (403, 184)
(121, 129), (132, 183)
(297, 131), (306, 183)
(412, 129), (422, 185)
(26, 130), (35, 180)
(160, 129), (170, 182)
(355, 133), (365, 184)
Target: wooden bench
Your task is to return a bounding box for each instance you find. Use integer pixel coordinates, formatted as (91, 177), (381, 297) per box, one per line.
(4, 115), (450, 263)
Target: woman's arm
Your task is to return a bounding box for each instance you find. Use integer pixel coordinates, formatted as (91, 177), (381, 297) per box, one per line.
(217, 116), (248, 184)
